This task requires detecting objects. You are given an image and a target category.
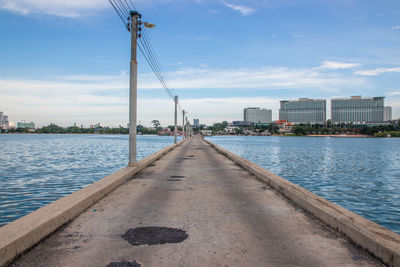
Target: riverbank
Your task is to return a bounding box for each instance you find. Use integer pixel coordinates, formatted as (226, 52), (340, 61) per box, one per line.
(308, 134), (370, 137)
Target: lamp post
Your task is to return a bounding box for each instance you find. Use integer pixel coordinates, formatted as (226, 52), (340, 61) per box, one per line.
(174, 95), (178, 144)
(127, 11), (155, 166)
(182, 110), (185, 139)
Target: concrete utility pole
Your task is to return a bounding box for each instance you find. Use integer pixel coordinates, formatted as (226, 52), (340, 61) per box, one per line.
(182, 110), (185, 139)
(174, 95), (178, 144)
(186, 117), (189, 138)
(128, 11), (139, 167)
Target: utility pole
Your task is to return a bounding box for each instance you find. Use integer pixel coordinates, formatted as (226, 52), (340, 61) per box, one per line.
(174, 95), (178, 144)
(186, 117), (189, 138)
(128, 11), (140, 167)
(182, 110), (185, 139)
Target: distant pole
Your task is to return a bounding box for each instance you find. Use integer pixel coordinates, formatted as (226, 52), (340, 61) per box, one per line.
(186, 117), (189, 138)
(174, 95), (178, 144)
(128, 11), (139, 167)
(182, 110), (185, 139)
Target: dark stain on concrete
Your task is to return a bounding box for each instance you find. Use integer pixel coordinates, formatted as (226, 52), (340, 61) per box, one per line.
(105, 261), (141, 267)
(170, 176), (185, 178)
(168, 178), (182, 182)
(122, 227), (188, 246)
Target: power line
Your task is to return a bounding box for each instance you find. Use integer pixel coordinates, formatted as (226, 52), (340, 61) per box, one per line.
(108, 1), (185, 109)
(127, 0), (137, 10)
(138, 32), (177, 101)
(139, 36), (172, 97)
(108, 0), (127, 27)
(137, 42), (175, 99)
(115, 0), (130, 17)
(142, 28), (176, 95)
(122, 0), (134, 11)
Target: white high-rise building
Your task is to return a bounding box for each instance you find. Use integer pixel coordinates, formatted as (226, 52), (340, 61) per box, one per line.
(244, 107), (272, 124)
(384, 106), (392, 122)
(279, 98), (326, 124)
(0, 112), (9, 129)
(331, 96), (387, 124)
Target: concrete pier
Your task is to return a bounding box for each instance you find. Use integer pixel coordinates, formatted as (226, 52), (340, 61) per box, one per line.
(9, 136), (386, 267)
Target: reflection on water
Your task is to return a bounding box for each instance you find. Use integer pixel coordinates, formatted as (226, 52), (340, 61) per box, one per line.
(207, 136), (400, 234)
(0, 134), (174, 227)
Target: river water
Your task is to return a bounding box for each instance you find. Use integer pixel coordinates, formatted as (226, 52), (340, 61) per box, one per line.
(0, 134), (174, 227)
(1, 134), (399, 234)
(206, 136), (400, 234)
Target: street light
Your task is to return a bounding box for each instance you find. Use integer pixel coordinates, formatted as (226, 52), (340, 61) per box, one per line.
(127, 11), (155, 166)
(143, 22), (156, 29)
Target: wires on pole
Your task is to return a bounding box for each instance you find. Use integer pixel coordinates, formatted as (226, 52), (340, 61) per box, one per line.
(108, 0), (186, 112)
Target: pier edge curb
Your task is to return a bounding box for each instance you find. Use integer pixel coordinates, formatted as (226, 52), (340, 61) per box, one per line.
(0, 138), (188, 267)
(203, 137), (400, 267)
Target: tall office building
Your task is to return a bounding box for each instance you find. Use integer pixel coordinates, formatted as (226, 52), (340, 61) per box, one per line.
(384, 107), (392, 122)
(193, 119), (200, 127)
(243, 107), (272, 124)
(279, 98), (326, 124)
(0, 112), (9, 129)
(331, 96), (387, 123)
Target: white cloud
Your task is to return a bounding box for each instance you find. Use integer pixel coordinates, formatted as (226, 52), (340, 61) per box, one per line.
(387, 91), (400, 96)
(319, 61), (360, 70)
(0, 62), (376, 127)
(139, 65), (365, 91)
(0, 78), (280, 126)
(222, 1), (255, 15)
(0, 0), (108, 17)
(391, 25), (400, 30)
(355, 67), (400, 76)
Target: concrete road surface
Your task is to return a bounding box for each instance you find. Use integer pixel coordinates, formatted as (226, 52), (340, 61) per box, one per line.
(12, 136), (382, 267)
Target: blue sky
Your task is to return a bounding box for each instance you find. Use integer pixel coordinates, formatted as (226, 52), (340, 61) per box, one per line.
(0, 0), (399, 127)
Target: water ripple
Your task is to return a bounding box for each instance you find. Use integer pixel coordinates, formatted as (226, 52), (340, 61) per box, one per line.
(207, 136), (400, 234)
(0, 134), (174, 227)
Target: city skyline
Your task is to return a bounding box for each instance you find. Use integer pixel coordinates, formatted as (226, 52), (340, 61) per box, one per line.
(1, 94), (394, 128)
(0, 0), (399, 127)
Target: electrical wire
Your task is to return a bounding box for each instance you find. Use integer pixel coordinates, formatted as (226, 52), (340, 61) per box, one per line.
(109, 0), (186, 111)
(138, 34), (176, 101)
(128, 0), (137, 10)
(108, 0), (128, 27)
(137, 42), (175, 99)
(142, 28), (178, 98)
(115, 0), (130, 17)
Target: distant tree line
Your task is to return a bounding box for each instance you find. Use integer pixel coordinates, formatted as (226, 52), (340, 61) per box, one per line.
(292, 122), (399, 136)
(2, 123), (162, 135)
(193, 120), (400, 137)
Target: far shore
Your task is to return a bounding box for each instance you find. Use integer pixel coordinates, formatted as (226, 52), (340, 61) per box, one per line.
(307, 134), (370, 138)
(1, 133), (397, 138)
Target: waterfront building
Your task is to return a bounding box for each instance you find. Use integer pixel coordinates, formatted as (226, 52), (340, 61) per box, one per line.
(243, 107), (272, 124)
(232, 121), (252, 127)
(193, 119), (200, 127)
(331, 96), (388, 124)
(384, 107), (392, 122)
(17, 121), (35, 129)
(275, 120), (294, 134)
(279, 98), (326, 124)
(0, 112), (10, 129)
(200, 130), (212, 136)
(224, 126), (237, 134)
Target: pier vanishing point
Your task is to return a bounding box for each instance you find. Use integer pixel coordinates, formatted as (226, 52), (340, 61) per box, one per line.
(1, 136), (399, 267)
